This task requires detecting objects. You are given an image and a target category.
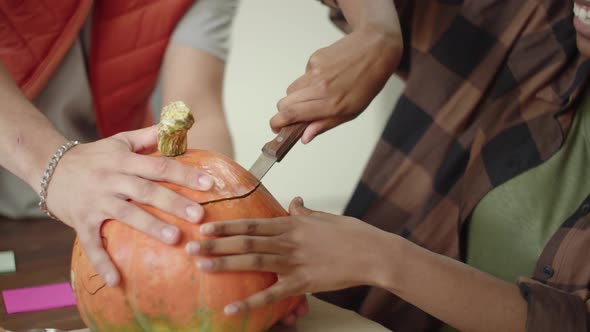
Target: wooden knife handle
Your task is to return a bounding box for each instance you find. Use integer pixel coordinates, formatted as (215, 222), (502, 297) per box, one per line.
(262, 123), (307, 162)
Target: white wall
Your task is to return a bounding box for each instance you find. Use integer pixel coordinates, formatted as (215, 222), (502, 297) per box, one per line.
(224, 0), (403, 213)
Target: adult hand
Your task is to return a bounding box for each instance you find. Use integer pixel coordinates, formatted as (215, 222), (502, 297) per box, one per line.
(47, 125), (214, 287)
(273, 24), (402, 144)
(186, 197), (391, 315)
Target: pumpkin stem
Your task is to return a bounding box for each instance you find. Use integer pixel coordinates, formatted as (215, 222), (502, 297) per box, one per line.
(158, 101), (195, 157)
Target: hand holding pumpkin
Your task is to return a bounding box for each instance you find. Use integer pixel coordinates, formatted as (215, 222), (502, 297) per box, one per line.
(48, 125), (214, 287)
(186, 197), (392, 315)
(271, 23), (402, 144)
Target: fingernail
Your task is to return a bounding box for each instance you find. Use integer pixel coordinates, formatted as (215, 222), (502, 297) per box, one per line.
(104, 273), (117, 287)
(196, 259), (213, 271)
(224, 304), (239, 315)
(200, 224), (214, 235)
(295, 196), (304, 205)
(186, 205), (204, 223)
(185, 242), (200, 255)
(161, 227), (179, 243)
(197, 175), (214, 189)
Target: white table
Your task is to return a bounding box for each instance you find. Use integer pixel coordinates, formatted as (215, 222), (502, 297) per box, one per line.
(68, 296), (391, 332)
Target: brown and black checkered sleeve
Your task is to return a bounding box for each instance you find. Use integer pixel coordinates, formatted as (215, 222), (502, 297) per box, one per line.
(315, 1), (590, 331)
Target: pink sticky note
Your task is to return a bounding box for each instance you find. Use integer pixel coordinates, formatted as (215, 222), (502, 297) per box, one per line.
(2, 282), (76, 314)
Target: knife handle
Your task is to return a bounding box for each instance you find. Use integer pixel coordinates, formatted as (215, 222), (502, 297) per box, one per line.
(262, 123), (307, 162)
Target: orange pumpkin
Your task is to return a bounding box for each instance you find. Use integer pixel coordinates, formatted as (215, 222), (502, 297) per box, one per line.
(70, 102), (301, 331)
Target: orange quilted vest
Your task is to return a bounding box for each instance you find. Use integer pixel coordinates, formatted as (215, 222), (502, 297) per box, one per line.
(0, 0), (195, 137)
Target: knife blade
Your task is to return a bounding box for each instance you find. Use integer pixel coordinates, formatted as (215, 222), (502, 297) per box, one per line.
(249, 122), (308, 180)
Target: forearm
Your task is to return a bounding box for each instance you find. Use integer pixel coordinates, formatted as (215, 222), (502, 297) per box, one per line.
(324, 0), (401, 36)
(0, 63), (67, 191)
(161, 42), (234, 158)
(370, 234), (527, 332)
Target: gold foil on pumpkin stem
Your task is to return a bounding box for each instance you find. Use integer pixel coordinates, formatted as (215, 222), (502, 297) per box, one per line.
(158, 101), (195, 157)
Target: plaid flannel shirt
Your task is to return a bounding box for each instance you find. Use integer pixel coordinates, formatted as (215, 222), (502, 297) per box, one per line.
(315, 1), (590, 331)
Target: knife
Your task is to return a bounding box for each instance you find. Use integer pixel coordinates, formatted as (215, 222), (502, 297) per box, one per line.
(248, 122), (308, 180)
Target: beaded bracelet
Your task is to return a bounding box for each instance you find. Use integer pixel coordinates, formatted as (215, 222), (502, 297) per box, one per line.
(38, 140), (80, 220)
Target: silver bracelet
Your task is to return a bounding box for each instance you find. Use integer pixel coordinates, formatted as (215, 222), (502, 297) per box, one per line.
(38, 140), (80, 220)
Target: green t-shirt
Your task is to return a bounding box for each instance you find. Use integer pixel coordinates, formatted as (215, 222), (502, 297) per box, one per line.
(440, 98), (590, 332)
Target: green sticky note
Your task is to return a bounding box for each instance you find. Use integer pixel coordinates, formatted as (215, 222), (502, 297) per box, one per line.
(0, 251), (16, 273)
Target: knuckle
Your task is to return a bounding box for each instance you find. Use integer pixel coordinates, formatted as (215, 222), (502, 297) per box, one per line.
(241, 236), (254, 251)
(276, 99), (287, 112)
(212, 223), (225, 235)
(327, 96), (339, 109)
(200, 240), (214, 253)
(291, 250), (306, 266)
(92, 168), (112, 184)
(282, 254), (297, 270)
(286, 83), (297, 95)
(253, 254), (264, 269)
(288, 223), (305, 240)
(215, 257), (226, 270)
(278, 238), (297, 255)
(152, 158), (170, 176)
(278, 229), (295, 244)
(113, 203), (134, 220)
(263, 292), (276, 305)
(308, 53), (322, 69)
(316, 79), (329, 92)
(136, 181), (157, 199)
(281, 110), (297, 123)
(310, 67), (323, 77)
(163, 191), (187, 210)
(119, 153), (136, 167)
(245, 220), (258, 235)
(277, 217), (297, 234)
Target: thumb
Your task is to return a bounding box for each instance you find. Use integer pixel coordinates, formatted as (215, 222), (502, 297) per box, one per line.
(301, 118), (343, 144)
(114, 125), (158, 154)
(288, 197), (314, 216)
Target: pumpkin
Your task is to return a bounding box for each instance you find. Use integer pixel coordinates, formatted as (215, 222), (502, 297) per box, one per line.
(70, 102), (301, 331)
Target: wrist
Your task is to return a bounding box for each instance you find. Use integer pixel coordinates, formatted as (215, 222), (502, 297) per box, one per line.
(367, 232), (408, 294)
(357, 22), (403, 74)
(359, 21), (403, 51)
(26, 136), (70, 193)
(37, 140), (80, 220)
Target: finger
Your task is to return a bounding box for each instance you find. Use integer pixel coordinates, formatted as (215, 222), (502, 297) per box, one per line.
(78, 228), (120, 287)
(277, 86), (324, 112)
(295, 298), (309, 317)
(106, 199), (180, 245)
(288, 197), (314, 216)
(185, 236), (291, 256)
(113, 125), (158, 154)
(196, 254), (291, 274)
(288, 197), (340, 221)
(272, 99), (330, 132)
(300, 118), (342, 144)
(199, 218), (289, 237)
(224, 283), (291, 315)
(114, 175), (204, 223)
(286, 74), (312, 94)
(280, 313), (297, 326)
(122, 153), (214, 191)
